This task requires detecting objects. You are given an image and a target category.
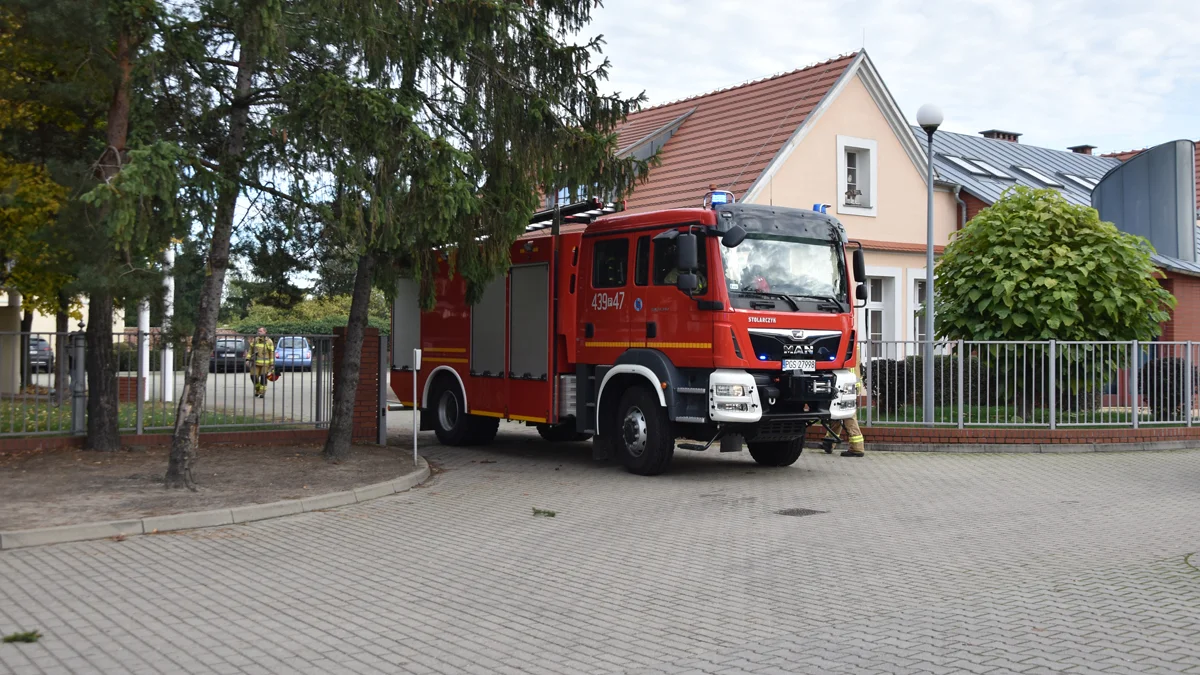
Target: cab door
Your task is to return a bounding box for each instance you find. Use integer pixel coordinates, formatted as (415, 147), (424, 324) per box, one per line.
(577, 235), (633, 366)
(639, 226), (716, 369)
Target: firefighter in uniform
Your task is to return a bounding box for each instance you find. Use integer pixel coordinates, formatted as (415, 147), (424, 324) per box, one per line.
(246, 327), (275, 398)
(823, 361), (866, 457)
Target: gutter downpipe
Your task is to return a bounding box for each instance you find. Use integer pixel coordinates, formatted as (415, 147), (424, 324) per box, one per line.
(952, 184), (967, 228)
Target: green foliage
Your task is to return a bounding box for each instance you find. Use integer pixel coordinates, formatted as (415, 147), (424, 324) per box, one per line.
(936, 186), (1174, 342)
(229, 293), (390, 335)
(2, 630), (41, 644)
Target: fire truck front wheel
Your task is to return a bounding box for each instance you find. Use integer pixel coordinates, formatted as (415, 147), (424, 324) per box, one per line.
(430, 377), (497, 446)
(612, 386), (674, 476)
(746, 439), (804, 467)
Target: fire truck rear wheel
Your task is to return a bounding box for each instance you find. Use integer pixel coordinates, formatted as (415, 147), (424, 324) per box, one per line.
(536, 424), (591, 443)
(613, 386), (673, 476)
(430, 377), (495, 446)
(746, 439), (804, 467)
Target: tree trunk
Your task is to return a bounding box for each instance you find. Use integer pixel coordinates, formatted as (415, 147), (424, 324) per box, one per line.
(85, 292), (120, 451)
(54, 298), (68, 406)
(323, 252), (376, 461)
(166, 27), (258, 489)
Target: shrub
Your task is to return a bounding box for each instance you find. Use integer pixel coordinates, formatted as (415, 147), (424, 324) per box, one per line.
(1139, 357), (1197, 421)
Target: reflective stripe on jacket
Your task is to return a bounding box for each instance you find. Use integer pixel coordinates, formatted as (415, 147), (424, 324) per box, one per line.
(248, 338), (274, 366)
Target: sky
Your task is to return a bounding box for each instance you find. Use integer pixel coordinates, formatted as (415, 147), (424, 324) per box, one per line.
(584, 0), (1200, 155)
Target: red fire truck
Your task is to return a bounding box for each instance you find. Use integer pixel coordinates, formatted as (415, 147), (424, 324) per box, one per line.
(391, 192), (867, 475)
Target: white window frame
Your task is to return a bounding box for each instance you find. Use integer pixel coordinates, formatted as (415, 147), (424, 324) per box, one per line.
(908, 268), (930, 343)
(837, 135), (878, 217)
(858, 266), (902, 352)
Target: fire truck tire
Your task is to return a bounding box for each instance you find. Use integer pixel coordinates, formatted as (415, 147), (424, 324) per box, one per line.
(613, 386), (673, 476)
(536, 424), (592, 443)
(468, 416), (499, 445)
(430, 378), (480, 446)
(746, 439), (804, 467)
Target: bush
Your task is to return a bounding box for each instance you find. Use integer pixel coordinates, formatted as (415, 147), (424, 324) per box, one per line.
(867, 353), (987, 413)
(1139, 357), (1197, 421)
(229, 294), (390, 336)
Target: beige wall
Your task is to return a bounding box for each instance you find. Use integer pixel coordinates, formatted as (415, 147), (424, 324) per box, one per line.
(748, 73), (958, 248)
(746, 73), (958, 342)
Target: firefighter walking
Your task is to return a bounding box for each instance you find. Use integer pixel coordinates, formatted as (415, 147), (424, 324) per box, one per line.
(246, 327), (275, 398)
(823, 362), (866, 457)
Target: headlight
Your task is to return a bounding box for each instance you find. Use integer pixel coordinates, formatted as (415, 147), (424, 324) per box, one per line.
(714, 384), (747, 397)
(717, 402), (748, 412)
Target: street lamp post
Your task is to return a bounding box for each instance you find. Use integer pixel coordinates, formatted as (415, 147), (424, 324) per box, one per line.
(917, 103), (943, 426)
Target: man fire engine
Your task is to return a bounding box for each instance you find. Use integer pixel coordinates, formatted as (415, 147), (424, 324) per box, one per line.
(391, 191), (867, 476)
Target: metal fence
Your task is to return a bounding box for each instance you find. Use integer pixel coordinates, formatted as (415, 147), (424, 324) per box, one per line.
(0, 330), (337, 437)
(861, 339), (1200, 429)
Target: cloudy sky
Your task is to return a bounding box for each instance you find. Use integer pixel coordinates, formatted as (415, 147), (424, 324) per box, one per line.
(584, 0), (1199, 155)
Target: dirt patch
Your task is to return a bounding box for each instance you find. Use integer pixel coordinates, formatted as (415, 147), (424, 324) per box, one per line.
(0, 444), (418, 530)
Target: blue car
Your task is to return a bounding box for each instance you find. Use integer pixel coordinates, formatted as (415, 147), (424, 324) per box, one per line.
(274, 336), (313, 371)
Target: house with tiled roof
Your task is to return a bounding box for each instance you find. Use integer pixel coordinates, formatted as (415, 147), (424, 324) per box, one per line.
(927, 132), (1200, 340)
(611, 51), (960, 346)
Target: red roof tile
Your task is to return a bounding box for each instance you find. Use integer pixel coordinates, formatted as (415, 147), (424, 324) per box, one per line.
(616, 54), (858, 213)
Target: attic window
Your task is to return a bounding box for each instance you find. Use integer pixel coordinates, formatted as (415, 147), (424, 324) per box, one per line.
(1062, 174), (1099, 190)
(1015, 166), (1064, 187)
(837, 135), (877, 217)
(944, 156), (1011, 179)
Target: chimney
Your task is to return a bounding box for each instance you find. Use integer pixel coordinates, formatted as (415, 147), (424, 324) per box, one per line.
(1068, 144), (1096, 155)
(980, 129), (1021, 143)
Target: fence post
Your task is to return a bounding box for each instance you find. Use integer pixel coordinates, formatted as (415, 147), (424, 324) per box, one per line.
(70, 326), (86, 435)
(864, 341), (872, 428)
(1048, 340), (1056, 431)
(314, 338), (325, 427)
(1130, 340), (1139, 430)
(957, 339), (964, 430)
(136, 331), (145, 435)
(1187, 341), (1194, 428)
(378, 334), (388, 446)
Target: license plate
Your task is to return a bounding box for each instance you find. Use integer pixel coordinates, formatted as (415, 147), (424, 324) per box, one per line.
(783, 359), (815, 372)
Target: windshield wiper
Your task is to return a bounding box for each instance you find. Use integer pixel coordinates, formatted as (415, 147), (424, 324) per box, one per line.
(789, 294), (844, 307)
(734, 290), (799, 311)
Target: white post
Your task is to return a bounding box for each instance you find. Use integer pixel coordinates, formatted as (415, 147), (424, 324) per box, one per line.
(162, 246), (176, 402)
(138, 300), (150, 401)
(412, 348), (422, 464)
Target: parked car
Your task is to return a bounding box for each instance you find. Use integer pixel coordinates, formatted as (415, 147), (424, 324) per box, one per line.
(28, 337), (54, 372)
(274, 336), (313, 371)
(209, 337), (247, 373)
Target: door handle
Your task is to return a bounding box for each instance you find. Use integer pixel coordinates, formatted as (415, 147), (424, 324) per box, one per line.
(646, 322), (657, 339)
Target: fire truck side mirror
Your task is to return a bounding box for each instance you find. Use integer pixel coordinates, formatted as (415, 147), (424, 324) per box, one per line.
(721, 225), (747, 248)
(677, 233), (699, 271)
(852, 248), (866, 281)
(856, 284), (868, 301)
(677, 272), (699, 293)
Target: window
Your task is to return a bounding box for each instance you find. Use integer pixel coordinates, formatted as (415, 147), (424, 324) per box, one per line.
(837, 136), (877, 217)
(1062, 174), (1099, 190)
(944, 156), (1012, 179)
(653, 235), (708, 291)
(592, 239), (628, 288)
(846, 151), (860, 204)
(968, 159), (1012, 179)
(634, 236), (649, 286)
(914, 280), (927, 342)
(1015, 166), (1064, 187)
(864, 278), (885, 359)
(945, 156), (989, 176)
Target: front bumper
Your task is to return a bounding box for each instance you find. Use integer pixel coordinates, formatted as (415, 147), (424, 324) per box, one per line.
(702, 368), (857, 427)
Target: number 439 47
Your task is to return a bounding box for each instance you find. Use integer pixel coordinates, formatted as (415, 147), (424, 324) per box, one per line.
(591, 292), (625, 310)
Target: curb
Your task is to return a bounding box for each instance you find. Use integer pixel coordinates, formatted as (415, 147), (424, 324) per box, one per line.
(0, 457), (430, 551)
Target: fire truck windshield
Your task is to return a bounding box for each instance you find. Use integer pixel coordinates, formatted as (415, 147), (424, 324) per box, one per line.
(720, 234), (845, 308)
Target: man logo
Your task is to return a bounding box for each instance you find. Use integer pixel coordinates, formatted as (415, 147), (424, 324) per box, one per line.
(791, 330), (806, 340)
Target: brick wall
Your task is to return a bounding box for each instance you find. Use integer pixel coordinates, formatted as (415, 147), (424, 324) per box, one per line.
(1160, 271), (1200, 341)
(807, 424), (1200, 446)
(331, 327), (382, 442)
(116, 376), (144, 403)
(962, 192), (990, 225)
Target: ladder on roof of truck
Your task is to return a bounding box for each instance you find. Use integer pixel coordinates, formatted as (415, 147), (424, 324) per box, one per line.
(525, 197), (621, 232)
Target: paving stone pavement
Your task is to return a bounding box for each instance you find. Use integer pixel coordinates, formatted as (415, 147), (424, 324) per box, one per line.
(1, 419), (1198, 674)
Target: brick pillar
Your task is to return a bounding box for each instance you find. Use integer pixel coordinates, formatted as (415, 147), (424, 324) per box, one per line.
(332, 327), (381, 442)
